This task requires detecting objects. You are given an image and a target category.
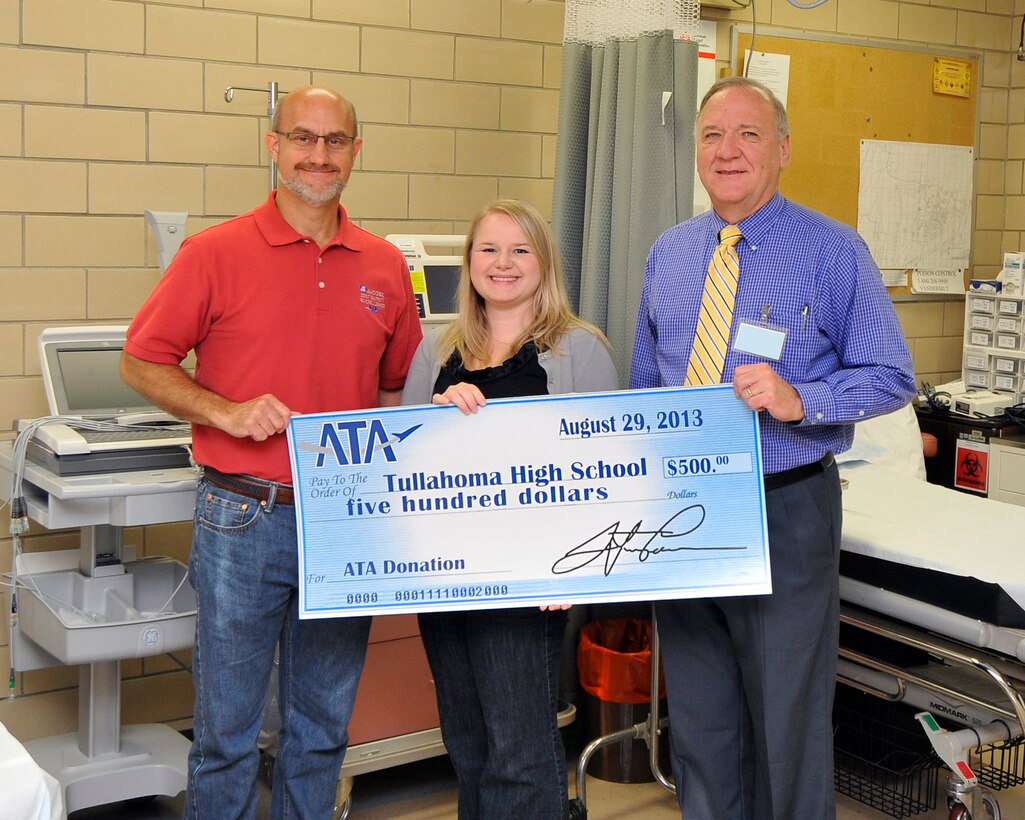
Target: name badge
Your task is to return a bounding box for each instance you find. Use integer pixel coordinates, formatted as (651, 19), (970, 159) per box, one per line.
(732, 321), (787, 361)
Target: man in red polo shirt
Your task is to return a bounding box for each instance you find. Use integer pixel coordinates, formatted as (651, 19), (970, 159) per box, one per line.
(121, 85), (422, 820)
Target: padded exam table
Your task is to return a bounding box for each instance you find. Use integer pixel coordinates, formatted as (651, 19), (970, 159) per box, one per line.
(837, 459), (1025, 819)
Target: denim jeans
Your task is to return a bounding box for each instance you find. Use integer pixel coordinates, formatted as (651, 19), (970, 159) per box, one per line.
(184, 478), (371, 820)
(418, 607), (569, 820)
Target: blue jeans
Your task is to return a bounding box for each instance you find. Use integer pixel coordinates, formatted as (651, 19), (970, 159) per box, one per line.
(418, 607), (569, 820)
(185, 478), (371, 820)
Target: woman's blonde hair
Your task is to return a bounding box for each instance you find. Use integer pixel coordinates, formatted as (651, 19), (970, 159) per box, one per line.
(438, 199), (608, 368)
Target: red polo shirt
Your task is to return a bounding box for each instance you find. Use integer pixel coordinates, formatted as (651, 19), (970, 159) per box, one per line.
(126, 193), (423, 484)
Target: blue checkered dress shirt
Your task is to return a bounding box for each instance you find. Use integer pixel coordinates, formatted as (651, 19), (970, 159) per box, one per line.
(630, 193), (916, 475)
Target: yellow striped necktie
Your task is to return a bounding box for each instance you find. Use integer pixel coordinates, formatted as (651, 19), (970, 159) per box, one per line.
(685, 225), (743, 386)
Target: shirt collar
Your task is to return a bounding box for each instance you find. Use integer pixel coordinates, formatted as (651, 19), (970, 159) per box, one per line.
(710, 191), (785, 250)
(253, 191), (364, 251)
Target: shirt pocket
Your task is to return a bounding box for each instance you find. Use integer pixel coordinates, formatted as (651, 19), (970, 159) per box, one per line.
(731, 303), (814, 374)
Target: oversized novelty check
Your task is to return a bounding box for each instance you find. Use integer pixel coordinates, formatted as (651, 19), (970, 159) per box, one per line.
(288, 385), (770, 619)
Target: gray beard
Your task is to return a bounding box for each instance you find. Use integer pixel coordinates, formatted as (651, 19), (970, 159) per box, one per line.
(279, 171), (347, 205)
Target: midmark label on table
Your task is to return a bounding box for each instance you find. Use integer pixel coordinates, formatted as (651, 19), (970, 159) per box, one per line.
(287, 385), (770, 619)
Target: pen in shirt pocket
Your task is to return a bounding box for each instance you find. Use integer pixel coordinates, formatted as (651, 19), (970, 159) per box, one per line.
(801, 304), (809, 330)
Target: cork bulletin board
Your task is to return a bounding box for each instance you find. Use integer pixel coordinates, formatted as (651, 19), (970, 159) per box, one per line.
(732, 28), (979, 295)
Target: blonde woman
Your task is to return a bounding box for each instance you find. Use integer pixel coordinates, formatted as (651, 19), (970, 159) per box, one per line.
(401, 200), (618, 819)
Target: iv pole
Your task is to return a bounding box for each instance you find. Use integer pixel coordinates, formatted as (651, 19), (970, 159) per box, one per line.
(224, 82), (288, 191)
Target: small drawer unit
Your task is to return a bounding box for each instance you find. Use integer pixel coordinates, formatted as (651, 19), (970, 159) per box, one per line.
(962, 292), (1025, 403)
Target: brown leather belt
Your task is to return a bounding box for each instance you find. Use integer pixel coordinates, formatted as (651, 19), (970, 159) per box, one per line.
(203, 466), (294, 505)
(763, 453), (834, 492)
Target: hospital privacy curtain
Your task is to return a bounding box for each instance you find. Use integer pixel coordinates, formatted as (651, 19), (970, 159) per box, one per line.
(552, 1), (700, 384)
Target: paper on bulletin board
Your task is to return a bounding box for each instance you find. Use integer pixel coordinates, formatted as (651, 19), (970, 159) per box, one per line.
(933, 57), (971, 98)
(911, 269), (964, 294)
(881, 270), (909, 288)
(743, 51), (790, 107)
(858, 140), (972, 271)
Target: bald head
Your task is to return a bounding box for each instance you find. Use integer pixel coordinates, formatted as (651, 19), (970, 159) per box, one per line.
(272, 86), (358, 136)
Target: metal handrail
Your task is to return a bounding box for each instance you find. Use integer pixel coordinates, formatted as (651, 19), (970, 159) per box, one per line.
(840, 605), (1025, 734)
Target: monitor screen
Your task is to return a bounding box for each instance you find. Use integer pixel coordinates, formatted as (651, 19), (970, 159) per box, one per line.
(423, 264), (461, 318)
(55, 347), (153, 414)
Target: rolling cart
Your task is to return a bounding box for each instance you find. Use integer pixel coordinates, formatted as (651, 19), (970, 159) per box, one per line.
(2, 442), (198, 813)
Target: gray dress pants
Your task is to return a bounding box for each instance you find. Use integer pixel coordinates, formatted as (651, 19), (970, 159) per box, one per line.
(656, 459), (842, 820)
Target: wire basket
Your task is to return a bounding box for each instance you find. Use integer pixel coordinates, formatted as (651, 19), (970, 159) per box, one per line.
(973, 736), (1025, 790)
(833, 688), (940, 818)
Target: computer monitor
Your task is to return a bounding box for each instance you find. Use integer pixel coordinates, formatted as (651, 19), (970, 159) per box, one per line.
(386, 235), (465, 324)
(38, 326), (156, 416)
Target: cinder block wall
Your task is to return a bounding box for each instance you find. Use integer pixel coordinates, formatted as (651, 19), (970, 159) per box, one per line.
(0, 0), (1016, 741)
(0, 0), (565, 742)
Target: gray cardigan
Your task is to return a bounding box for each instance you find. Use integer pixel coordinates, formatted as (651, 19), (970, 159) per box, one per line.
(400, 325), (620, 406)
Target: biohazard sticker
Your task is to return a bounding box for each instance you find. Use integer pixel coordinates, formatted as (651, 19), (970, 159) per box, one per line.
(954, 438), (988, 494)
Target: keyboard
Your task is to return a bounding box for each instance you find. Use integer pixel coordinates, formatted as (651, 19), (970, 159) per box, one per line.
(81, 427), (189, 443)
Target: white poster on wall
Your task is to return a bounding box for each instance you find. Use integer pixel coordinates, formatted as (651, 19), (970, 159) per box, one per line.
(858, 140), (973, 271)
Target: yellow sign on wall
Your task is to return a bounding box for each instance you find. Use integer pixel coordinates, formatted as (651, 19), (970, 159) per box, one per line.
(934, 57), (971, 98)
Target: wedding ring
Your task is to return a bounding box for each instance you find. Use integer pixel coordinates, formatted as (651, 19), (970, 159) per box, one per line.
(746, 387), (752, 397)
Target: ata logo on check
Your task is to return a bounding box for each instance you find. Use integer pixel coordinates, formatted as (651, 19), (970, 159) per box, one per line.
(298, 420), (422, 467)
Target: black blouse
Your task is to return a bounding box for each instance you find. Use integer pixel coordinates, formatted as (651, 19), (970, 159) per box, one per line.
(433, 341), (549, 400)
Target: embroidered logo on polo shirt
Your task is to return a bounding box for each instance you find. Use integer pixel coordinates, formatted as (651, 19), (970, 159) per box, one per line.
(359, 284), (385, 314)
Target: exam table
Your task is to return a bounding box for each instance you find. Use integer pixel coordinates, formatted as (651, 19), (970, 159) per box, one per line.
(836, 406), (1025, 820)
(572, 405), (1025, 820)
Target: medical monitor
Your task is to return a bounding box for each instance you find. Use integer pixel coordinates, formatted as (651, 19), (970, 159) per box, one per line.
(386, 234), (465, 324)
(39, 326), (156, 417)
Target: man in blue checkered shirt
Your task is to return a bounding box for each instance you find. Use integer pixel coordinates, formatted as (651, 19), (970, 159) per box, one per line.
(631, 76), (916, 819)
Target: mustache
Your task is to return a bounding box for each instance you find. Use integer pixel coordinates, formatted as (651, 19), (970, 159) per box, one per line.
(295, 162), (340, 172)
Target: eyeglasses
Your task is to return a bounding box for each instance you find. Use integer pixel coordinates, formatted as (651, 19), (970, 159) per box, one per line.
(274, 130), (356, 151)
